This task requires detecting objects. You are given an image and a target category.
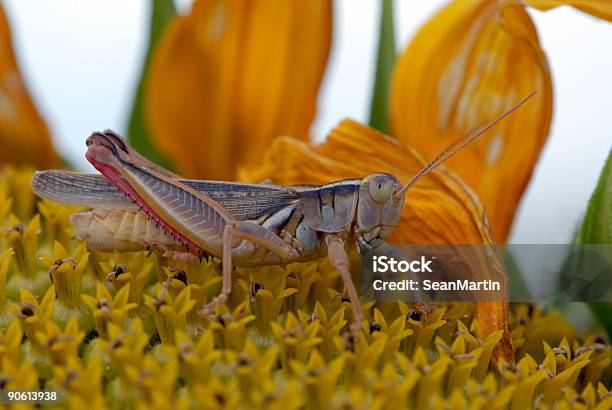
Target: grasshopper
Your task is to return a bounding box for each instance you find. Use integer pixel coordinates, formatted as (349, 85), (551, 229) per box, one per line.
(32, 92), (535, 335)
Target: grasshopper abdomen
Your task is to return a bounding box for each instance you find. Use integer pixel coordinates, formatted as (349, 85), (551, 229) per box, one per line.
(70, 208), (180, 253)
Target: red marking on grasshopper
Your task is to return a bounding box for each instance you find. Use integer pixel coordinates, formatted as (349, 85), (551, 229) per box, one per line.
(86, 153), (206, 259)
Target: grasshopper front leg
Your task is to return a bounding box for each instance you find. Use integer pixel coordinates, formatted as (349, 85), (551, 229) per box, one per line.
(325, 234), (365, 338)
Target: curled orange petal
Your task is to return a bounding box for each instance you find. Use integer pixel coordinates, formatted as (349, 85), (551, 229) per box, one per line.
(525, 0), (612, 22)
(390, 0), (552, 242)
(0, 5), (57, 168)
(145, 0), (332, 180)
(241, 119), (513, 363)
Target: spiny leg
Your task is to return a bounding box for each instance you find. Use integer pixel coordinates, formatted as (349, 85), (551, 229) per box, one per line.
(325, 234), (364, 338)
(202, 221), (292, 315)
(201, 225), (232, 315)
(144, 240), (197, 262)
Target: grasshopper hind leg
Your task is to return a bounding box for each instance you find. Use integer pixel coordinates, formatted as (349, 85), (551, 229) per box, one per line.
(144, 240), (201, 262)
(201, 225), (233, 316)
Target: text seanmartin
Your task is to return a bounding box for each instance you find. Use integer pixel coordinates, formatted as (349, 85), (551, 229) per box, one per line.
(372, 279), (501, 291)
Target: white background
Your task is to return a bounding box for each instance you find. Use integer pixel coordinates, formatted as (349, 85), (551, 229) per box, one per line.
(3, 0), (612, 244)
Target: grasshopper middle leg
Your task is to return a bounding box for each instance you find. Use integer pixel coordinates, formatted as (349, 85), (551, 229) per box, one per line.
(202, 221), (293, 315)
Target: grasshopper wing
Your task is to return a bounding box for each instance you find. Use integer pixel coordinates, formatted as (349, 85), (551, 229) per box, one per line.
(32, 170), (299, 220)
(179, 180), (299, 220)
(32, 170), (138, 210)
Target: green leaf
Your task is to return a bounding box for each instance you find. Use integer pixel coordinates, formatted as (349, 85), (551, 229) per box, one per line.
(587, 302), (612, 336)
(578, 148), (612, 244)
(577, 148), (612, 336)
(127, 0), (176, 169)
(502, 249), (531, 301)
(368, 0), (395, 134)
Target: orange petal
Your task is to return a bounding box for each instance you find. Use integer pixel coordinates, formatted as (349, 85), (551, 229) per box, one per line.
(145, 0), (332, 180)
(390, 0), (552, 242)
(0, 5), (57, 168)
(525, 0), (612, 22)
(241, 119), (513, 363)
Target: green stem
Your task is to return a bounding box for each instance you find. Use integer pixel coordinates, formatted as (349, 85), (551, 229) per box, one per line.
(127, 0), (176, 168)
(368, 0), (396, 134)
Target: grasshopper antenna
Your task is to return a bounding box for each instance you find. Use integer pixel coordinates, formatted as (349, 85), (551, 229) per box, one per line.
(395, 90), (538, 199)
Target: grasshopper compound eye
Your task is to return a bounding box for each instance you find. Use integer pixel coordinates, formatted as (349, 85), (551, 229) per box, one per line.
(368, 174), (395, 205)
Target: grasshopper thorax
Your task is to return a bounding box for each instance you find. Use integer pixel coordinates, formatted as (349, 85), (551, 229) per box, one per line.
(356, 173), (405, 250)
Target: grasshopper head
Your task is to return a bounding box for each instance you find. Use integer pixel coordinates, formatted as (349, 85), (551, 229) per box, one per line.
(356, 173), (405, 250)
